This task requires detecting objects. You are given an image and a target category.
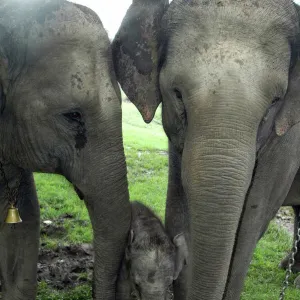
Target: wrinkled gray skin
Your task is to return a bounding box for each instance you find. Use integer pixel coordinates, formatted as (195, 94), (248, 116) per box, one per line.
(117, 201), (188, 300)
(0, 1), (130, 299)
(113, 0), (300, 299)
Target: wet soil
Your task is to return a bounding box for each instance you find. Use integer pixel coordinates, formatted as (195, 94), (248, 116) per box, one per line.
(37, 243), (94, 289)
(0, 216), (94, 294)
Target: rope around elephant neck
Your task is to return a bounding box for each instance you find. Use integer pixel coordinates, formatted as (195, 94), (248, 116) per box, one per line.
(0, 161), (23, 211)
(279, 209), (300, 300)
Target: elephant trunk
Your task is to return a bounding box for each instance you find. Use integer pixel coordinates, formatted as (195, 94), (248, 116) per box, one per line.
(182, 104), (258, 299)
(70, 108), (131, 299)
(84, 156), (130, 298)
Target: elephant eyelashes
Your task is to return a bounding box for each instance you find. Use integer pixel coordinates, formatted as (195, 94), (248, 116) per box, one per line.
(272, 97), (281, 104)
(63, 111), (82, 123)
(173, 88), (183, 100)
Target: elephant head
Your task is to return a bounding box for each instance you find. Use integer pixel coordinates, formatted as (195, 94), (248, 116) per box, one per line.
(117, 201), (188, 300)
(0, 1), (130, 298)
(113, 0), (300, 299)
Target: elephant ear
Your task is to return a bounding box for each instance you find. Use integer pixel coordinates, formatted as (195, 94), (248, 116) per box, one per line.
(125, 229), (135, 261)
(0, 57), (8, 114)
(275, 4), (300, 136)
(112, 0), (168, 123)
(173, 233), (188, 280)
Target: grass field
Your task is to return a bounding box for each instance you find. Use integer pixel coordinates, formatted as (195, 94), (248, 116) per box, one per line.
(33, 102), (299, 299)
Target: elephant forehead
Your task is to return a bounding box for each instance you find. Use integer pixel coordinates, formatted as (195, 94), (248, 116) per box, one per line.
(164, 0), (298, 50)
(23, 2), (110, 77)
(132, 249), (175, 277)
(18, 42), (113, 110)
(160, 0), (294, 98)
(7, 2), (113, 108)
(27, 1), (107, 45)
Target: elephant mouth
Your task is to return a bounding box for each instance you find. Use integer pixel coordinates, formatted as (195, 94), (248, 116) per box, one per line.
(73, 185), (85, 200)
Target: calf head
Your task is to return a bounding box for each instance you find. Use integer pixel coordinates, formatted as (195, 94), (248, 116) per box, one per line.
(125, 228), (188, 300)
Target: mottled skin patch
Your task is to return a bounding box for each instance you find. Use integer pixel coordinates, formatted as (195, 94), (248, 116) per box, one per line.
(234, 59), (244, 66)
(71, 73), (84, 89)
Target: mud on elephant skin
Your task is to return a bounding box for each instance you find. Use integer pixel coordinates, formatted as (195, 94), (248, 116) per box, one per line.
(113, 1), (300, 299)
(117, 201), (188, 300)
(0, 1), (130, 300)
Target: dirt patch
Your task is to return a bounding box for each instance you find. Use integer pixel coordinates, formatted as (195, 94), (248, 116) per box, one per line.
(40, 223), (67, 239)
(0, 243), (94, 294)
(37, 243), (94, 289)
(38, 216), (94, 290)
(275, 207), (294, 236)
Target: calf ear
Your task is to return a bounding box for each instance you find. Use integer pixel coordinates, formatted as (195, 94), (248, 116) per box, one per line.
(129, 229), (134, 244)
(275, 5), (300, 136)
(125, 230), (135, 261)
(0, 58), (8, 114)
(173, 233), (188, 280)
(112, 0), (168, 123)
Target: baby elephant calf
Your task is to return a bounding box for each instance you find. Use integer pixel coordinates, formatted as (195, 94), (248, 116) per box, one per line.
(117, 201), (188, 300)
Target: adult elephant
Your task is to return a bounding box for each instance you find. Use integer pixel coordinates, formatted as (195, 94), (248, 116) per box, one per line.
(0, 1), (130, 299)
(113, 0), (300, 299)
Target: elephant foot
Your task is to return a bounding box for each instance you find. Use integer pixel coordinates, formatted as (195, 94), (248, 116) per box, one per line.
(294, 275), (300, 289)
(279, 253), (300, 273)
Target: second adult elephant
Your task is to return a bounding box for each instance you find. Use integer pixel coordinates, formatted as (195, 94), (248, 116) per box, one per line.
(113, 0), (300, 299)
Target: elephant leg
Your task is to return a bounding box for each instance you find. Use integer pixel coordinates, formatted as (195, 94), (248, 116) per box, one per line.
(165, 142), (189, 300)
(0, 167), (40, 300)
(279, 206), (300, 273)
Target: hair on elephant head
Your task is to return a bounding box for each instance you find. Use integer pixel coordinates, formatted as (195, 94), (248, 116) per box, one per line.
(0, 1), (130, 299)
(117, 201), (188, 300)
(113, 1), (300, 300)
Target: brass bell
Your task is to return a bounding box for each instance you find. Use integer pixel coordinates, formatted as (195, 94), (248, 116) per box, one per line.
(5, 205), (22, 224)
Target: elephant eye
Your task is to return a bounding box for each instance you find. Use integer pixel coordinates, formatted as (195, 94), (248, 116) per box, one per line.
(173, 88), (183, 100)
(63, 111), (82, 122)
(272, 97), (280, 104)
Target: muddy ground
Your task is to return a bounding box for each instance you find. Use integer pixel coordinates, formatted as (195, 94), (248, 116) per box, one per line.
(0, 218), (95, 294)
(37, 243), (94, 289)
(0, 207), (296, 293)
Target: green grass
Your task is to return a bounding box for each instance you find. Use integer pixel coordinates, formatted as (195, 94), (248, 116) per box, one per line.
(23, 102), (300, 298)
(242, 223), (299, 299)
